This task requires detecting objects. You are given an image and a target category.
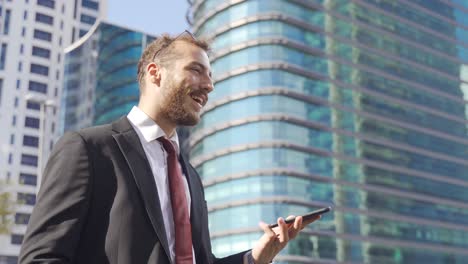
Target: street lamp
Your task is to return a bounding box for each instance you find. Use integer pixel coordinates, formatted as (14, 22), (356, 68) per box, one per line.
(25, 93), (56, 193)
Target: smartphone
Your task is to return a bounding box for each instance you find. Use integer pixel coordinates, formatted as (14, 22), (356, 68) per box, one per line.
(268, 206), (332, 228)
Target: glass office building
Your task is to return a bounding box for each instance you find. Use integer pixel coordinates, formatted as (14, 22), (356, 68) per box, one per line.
(61, 22), (100, 133)
(94, 22), (156, 125)
(62, 21), (155, 132)
(189, 0), (468, 263)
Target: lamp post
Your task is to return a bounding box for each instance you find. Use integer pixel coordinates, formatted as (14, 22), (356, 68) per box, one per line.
(25, 93), (56, 193)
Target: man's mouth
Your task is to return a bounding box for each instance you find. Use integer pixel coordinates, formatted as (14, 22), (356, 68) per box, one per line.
(190, 93), (207, 108)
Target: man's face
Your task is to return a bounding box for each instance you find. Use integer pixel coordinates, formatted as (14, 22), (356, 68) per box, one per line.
(159, 41), (213, 126)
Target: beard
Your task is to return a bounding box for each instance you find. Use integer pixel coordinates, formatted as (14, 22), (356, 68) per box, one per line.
(161, 77), (200, 126)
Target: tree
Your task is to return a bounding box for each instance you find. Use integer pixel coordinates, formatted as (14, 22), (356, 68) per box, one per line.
(0, 181), (15, 234)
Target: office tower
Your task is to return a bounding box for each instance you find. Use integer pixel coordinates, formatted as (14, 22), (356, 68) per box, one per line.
(189, 0), (468, 263)
(61, 20), (156, 133)
(0, 1), (105, 262)
(93, 22), (155, 126)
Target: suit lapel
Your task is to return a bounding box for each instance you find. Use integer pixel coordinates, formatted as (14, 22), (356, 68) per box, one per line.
(179, 154), (204, 257)
(111, 117), (171, 262)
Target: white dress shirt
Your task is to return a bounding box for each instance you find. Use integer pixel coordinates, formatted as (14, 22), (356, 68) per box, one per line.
(127, 106), (194, 263)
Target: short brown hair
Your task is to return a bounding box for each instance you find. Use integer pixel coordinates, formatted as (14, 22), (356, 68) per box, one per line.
(137, 32), (210, 87)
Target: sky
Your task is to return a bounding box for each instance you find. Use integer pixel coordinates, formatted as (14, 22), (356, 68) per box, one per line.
(105, 0), (190, 36)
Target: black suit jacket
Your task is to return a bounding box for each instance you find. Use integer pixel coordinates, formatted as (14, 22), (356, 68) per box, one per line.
(19, 117), (246, 263)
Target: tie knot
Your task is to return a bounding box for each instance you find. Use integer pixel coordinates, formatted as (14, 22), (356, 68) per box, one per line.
(157, 137), (176, 154)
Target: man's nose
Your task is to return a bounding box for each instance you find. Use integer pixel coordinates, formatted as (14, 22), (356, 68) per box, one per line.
(201, 78), (214, 93)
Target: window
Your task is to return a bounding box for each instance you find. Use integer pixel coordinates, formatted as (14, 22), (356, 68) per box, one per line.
(10, 134), (14, 144)
(17, 192), (36, 205)
(35, 12), (53, 25)
(27, 101), (40, 110)
(21, 154), (38, 166)
(11, 234), (24, 245)
(3, 9), (11, 34)
(12, 115), (16, 126)
(71, 27), (76, 42)
(65, 63), (80, 74)
(80, 14), (96, 25)
(25, 117), (40, 128)
(0, 43), (7, 70)
(18, 61), (22, 72)
(20, 44), (24, 54)
(19, 173), (37, 186)
(8, 153), (12, 164)
(14, 97), (18, 107)
(28, 80), (47, 93)
(37, 0), (55, 9)
(24, 10), (28, 19)
(33, 29), (52, 41)
(79, 29), (87, 37)
(15, 213), (31, 225)
(22, 27), (26, 36)
(23, 135), (39, 147)
(0, 254), (16, 263)
(73, 0), (77, 18)
(0, 79), (2, 105)
(30, 63), (49, 76)
(32, 46), (50, 58)
(16, 79), (20, 89)
(82, 0), (99, 10)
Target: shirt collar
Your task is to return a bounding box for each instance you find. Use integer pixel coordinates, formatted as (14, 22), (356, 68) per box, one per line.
(127, 106), (180, 152)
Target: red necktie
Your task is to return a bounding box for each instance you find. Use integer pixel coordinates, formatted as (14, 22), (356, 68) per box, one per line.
(158, 137), (193, 264)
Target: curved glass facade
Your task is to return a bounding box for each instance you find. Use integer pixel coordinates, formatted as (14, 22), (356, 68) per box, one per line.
(94, 23), (155, 125)
(62, 22), (156, 130)
(191, 0), (468, 263)
(62, 30), (98, 133)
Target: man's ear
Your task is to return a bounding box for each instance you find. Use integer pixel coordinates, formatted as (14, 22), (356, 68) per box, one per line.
(146, 62), (162, 86)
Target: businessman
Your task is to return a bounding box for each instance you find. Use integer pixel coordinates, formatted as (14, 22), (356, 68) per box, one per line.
(19, 31), (320, 263)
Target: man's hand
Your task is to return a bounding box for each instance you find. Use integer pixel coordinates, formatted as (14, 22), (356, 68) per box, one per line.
(251, 215), (320, 264)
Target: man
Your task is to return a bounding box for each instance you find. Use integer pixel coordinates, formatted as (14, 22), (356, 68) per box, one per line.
(19, 32), (319, 263)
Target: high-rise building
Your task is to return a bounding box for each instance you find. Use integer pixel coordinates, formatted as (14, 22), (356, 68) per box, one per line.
(61, 20), (156, 134)
(0, 1), (106, 262)
(190, 0), (468, 263)
(93, 22), (155, 126)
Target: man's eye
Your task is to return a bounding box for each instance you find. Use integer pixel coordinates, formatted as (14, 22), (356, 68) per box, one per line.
(191, 67), (201, 73)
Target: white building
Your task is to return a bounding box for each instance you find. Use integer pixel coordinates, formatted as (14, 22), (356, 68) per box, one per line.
(0, 0), (106, 262)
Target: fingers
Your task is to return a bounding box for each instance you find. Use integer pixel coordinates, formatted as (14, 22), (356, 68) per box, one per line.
(293, 215), (302, 230)
(276, 217), (289, 243)
(254, 221), (286, 264)
(259, 221), (276, 238)
(288, 215), (302, 240)
(260, 214), (321, 244)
